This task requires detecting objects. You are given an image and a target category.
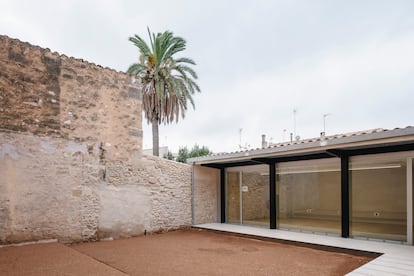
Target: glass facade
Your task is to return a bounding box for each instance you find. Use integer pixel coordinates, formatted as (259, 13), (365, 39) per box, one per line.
(350, 155), (407, 241)
(226, 171), (240, 224)
(225, 165), (269, 227)
(277, 159), (341, 235)
(222, 152), (414, 243)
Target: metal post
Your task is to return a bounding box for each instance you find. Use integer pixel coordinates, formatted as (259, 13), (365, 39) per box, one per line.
(270, 162), (276, 229)
(191, 165), (195, 225)
(323, 113), (331, 134)
(407, 158), (413, 244)
(341, 155), (350, 238)
(220, 168), (226, 223)
(239, 171), (243, 225)
(293, 109), (297, 137)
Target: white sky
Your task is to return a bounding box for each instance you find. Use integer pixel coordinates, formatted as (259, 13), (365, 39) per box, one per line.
(1, 0), (413, 153)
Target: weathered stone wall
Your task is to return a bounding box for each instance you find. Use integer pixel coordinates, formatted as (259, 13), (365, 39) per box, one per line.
(59, 55), (142, 161)
(0, 35), (192, 244)
(0, 37), (61, 135)
(99, 155), (192, 239)
(142, 155), (192, 232)
(0, 35), (142, 161)
(0, 132), (192, 243)
(193, 165), (219, 224)
(0, 132), (98, 243)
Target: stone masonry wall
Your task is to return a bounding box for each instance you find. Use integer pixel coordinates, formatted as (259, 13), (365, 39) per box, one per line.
(0, 35), (192, 244)
(0, 133), (98, 243)
(99, 155), (192, 239)
(0, 35), (142, 160)
(193, 165), (219, 224)
(0, 132), (192, 243)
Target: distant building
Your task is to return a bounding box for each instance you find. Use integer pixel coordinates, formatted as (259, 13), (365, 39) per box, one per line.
(143, 146), (170, 158)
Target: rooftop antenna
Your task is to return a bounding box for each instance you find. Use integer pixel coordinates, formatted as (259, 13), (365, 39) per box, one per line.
(293, 109), (297, 137)
(238, 128), (251, 150)
(323, 113), (331, 134)
(239, 128), (242, 149)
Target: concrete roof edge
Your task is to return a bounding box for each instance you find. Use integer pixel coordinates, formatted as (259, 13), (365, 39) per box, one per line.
(188, 126), (414, 165)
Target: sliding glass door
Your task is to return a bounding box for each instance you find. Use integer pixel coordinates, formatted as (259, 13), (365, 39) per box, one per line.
(225, 165), (269, 227)
(226, 171), (240, 224)
(276, 158), (341, 235)
(350, 153), (407, 242)
(222, 152), (414, 244)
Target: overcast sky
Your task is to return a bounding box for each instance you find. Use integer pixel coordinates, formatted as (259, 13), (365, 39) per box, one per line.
(1, 0), (414, 153)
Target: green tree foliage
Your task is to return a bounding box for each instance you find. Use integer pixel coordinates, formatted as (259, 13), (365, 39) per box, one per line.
(127, 27), (200, 156)
(163, 150), (174, 160)
(188, 144), (211, 158)
(177, 144), (211, 163)
(176, 146), (189, 163)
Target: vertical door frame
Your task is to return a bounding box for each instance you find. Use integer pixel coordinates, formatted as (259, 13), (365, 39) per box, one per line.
(407, 157), (413, 245)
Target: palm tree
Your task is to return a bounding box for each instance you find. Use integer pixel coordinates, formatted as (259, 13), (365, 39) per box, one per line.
(128, 28), (200, 157)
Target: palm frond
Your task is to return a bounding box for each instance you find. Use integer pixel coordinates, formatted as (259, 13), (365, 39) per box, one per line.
(175, 64), (198, 79)
(175, 57), (196, 65)
(186, 78), (201, 93)
(127, 63), (147, 75)
(147, 27), (155, 52)
(128, 27), (200, 125)
(164, 38), (186, 59)
(129, 35), (151, 56)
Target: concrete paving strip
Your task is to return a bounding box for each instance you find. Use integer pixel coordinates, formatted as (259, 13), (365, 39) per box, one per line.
(194, 223), (414, 276)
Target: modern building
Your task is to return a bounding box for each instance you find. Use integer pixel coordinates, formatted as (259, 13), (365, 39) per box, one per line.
(190, 127), (414, 244)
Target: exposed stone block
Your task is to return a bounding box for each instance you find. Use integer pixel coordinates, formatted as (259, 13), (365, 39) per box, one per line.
(128, 86), (142, 100)
(128, 127), (143, 137)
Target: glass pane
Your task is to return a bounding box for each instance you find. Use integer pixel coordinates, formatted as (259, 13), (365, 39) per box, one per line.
(277, 159), (341, 235)
(350, 157), (407, 242)
(226, 171), (240, 223)
(241, 165), (269, 227)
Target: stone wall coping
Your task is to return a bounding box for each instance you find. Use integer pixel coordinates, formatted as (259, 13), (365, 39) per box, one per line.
(0, 34), (135, 79)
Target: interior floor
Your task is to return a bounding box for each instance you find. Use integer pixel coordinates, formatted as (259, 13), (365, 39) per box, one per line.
(237, 217), (407, 242)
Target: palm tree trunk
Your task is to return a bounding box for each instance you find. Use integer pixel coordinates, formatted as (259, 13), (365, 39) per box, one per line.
(152, 117), (159, 156)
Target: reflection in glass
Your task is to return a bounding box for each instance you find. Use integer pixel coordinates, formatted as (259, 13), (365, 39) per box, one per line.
(277, 159), (341, 235)
(225, 165), (269, 227)
(241, 165), (269, 227)
(350, 157), (407, 242)
(226, 171), (240, 224)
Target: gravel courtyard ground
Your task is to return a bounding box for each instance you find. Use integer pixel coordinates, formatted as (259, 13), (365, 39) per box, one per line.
(1, 229), (374, 276)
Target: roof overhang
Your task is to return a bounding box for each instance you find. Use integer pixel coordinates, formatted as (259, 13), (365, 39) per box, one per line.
(189, 127), (414, 168)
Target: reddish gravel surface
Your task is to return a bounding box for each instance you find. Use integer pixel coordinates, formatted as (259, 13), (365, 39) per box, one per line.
(1, 229), (374, 276)
(0, 242), (123, 276)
